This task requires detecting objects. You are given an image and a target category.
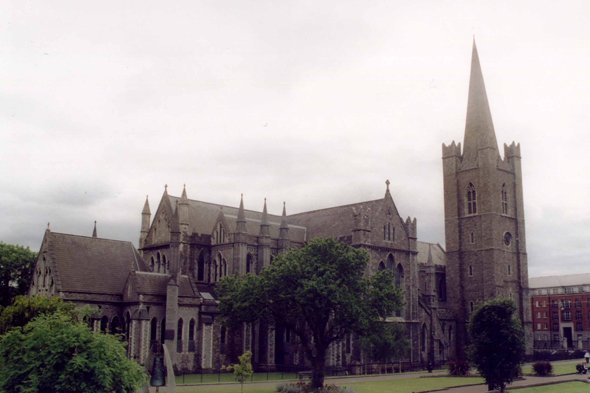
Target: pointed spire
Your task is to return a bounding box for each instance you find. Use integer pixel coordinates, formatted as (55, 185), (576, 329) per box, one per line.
(92, 221), (97, 238)
(171, 201), (180, 234)
(261, 198), (269, 226)
(463, 39), (499, 162)
(142, 195), (150, 214)
(181, 184), (187, 201)
(280, 202), (288, 229)
(236, 194), (247, 233)
(259, 198), (270, 237)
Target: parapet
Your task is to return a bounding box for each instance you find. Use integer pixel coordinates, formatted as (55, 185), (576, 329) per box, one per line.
(504, 142), (521, 158)
(442, 141), (462, 158)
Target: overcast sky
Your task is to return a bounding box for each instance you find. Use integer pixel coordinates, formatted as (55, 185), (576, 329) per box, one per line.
(1, 0), (589, 278)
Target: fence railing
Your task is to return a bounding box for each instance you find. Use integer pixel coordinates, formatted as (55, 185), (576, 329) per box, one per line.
(174, 361), (447, 385)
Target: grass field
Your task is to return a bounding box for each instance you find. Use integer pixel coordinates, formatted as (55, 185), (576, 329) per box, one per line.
(508, 381), (589, 392)
(175, 376), (485, 393)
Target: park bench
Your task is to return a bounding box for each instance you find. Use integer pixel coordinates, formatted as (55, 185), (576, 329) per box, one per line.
(298, 371), (313, 380)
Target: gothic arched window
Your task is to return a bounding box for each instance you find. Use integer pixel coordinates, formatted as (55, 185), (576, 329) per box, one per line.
(150, 318), (158, 343)
(160, 318), (166, 343)
(162, 255), (167, 274)
(502, 184), (508, 215)
(177, 318), (183, 353)
(438, 277), (447, 301)
(157, 252), (161, 273)
(395, 263), (404, 287)
(469, 265), (473, 276)
(111, 316), (120, 334)
(100, 316), (108, 333)
(197, 252), (205, 281)
(246, 254), (253, 274)
(378, 261), (386, 271)
(222, 259), (227, 277)
(388, 223), (391, 241)
(387, 254), (395, 271)
(467, 183), (477, 215)
(150, 256), (155, 272)
(421, 324), (427, 351)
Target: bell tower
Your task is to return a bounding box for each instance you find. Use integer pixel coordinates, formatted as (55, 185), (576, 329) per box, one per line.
(442, 40), (532, 356)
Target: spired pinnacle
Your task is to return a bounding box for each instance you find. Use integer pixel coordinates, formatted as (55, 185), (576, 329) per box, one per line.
(385, 179), (390, 192)
(463, 39), (499, 162)
(92, 221), (97, 238)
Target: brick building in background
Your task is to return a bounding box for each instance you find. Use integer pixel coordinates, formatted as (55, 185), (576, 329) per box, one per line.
(530, 274), (590, 350)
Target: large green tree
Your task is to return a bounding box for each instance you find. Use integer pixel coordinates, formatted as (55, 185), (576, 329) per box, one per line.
(218, 237), (404, 389)
(468, 298), (525, 392)
(0, 242), (37, 307)
(0, 312), (146, 392)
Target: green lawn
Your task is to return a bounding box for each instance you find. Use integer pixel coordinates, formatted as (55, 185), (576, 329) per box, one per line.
(176, 376), (485, 393)
(522, 362), (578, 376)
(508, 381), (589, 392)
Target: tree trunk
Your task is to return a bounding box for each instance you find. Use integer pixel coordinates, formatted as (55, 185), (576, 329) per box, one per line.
(311, 347), (327, 390)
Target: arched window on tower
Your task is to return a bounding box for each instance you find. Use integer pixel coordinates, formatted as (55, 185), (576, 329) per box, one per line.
(157, 252), (161, 273)
(467, 183), (477, 215)
(150, 256), (155, 272)
(388, 223), (391, 241)
(383, 225), (387, 240)
(502, 183), (508, 215)
(162, 255), (167, 274)
(378, 261), (386, 271)
(197, 252), (205, 281)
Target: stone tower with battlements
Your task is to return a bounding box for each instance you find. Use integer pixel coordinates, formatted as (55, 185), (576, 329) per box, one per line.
(442, 40), (533, 357)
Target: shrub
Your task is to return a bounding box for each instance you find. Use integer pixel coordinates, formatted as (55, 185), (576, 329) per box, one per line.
(276, 381), (355, 393)
(447, 358), (471, 376)
(532, 361), (553, 376)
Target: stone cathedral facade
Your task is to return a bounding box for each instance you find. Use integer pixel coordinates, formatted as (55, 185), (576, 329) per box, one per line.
(28, 41), (532, 372)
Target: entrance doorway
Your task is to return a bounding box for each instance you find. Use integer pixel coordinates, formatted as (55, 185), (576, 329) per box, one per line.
(563, 327), (573, 348)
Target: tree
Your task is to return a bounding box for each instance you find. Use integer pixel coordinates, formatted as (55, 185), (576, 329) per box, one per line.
(0, 295), (78, 335)
(0, 312), (146, 392)
(468, 298), (525, 392)
(218, 237), (404, 389)
(360, 322), (411, 373)
(0, 242), (37, 307)
(222, 350), (254, 393)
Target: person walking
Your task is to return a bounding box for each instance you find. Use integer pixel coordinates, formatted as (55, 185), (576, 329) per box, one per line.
(584, 350), (590, 364)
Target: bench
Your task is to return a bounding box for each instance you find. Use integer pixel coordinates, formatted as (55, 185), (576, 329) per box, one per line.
(298, 371), (313, 380)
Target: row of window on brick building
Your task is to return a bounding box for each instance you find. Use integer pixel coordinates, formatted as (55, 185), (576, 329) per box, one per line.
(534, 299), (590, 309)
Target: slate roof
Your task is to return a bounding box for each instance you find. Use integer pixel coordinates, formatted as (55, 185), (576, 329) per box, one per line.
(288, 199), (383, 240)
(167, 195), (307, 243)
(134, 272), (197, 297)
(529, 273), (590, 289)
(416, 242), (446, 266)
(48, 232), (146, 295)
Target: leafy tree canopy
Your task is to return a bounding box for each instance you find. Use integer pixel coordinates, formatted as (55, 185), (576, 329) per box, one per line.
(468, 298), (525, 392)
(0, 312), (146, 393)
(0, 242), (37, 307)
(218, 237), (404, 389)
(0, 295), (80, 335)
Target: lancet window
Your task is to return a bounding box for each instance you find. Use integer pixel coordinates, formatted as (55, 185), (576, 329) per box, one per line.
(467, 183), (477, 215)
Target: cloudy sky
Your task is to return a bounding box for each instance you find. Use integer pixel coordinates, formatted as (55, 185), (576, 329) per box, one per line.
(1, 0), (589, 278)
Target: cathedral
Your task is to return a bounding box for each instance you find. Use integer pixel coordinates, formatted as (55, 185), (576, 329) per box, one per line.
(28, 41), (532, 372)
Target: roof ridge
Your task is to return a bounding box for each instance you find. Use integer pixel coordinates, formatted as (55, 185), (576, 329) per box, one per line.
(51, 232), (133, 244)
(168, 195), (284, 217)
(289, 199), (382, 217)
